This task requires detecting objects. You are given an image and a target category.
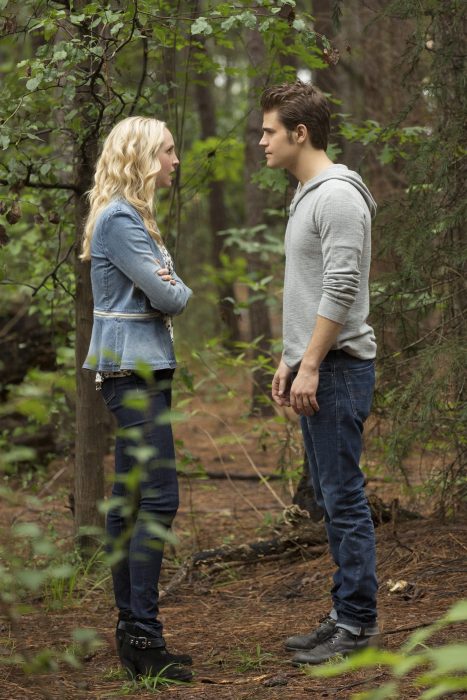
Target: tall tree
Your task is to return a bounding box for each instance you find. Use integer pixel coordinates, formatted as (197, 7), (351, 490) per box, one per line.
(72, 1), (109, 547)
(187, 0), (241, 342)
(244, 21), (274, 414)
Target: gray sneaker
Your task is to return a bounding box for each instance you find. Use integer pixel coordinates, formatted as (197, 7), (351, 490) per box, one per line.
(284, 615), (336, 651)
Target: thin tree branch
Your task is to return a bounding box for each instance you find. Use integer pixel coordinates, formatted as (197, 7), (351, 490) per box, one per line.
(0, 177), (79, 193)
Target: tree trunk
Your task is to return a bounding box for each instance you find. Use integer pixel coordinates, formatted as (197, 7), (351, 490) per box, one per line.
(244, 24), (274, 415)
(194, 48), (241, 344)
(311, 0), (350, 160)
(72, 4), (110, 550)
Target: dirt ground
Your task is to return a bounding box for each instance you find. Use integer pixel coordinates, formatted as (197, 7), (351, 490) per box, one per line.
(1, 385), (466, 700)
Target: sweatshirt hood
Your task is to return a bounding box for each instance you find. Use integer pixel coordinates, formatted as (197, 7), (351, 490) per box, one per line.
(289, 164), (377, 218)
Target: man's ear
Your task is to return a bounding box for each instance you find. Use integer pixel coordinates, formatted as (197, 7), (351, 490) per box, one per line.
(295, 124), (308, 143)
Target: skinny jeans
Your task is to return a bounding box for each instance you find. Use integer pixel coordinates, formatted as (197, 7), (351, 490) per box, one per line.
(101, 369), (179, 636)
(299, 350), (378, 629)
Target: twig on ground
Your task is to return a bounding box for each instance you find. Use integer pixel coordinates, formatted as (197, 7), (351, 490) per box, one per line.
(201, 409), (288, 509)
(198, 426), (265, 522)
(179, 469), (282, 481)
(331, 673), (385, 694)
(383, 621), (434, 635)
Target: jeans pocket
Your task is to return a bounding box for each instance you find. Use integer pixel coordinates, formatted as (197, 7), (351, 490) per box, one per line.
(343, 363), (375, 422)
(101, 378), (116, 406)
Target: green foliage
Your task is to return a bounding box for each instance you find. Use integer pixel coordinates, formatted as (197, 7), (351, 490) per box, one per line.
(251, 166), (290, 193)
(332, 0), (467, 511)
(307, 601), (467, 700)
(234, 643), (274, 672)
(0, 508), (106, 675)
(339, 119), (430, 164)
(120, 669), (189, 693)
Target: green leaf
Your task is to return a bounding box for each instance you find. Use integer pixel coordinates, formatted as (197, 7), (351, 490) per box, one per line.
(110, 21), (124, 36)
(221, 16), (237, 31)
(53, 50), (67, 61)
(191, 17), (213, 36)
(393, 652), (427, 677)
(443, 600), (467, 623)
(17, 569), (47, 590)
(83, 3), (100, 14)
(311, 646), (402, 677)
(125, 446), (157, 464)
(44, 21), (58, 41)
(237, 11), (256, 29)
(15, 397), (49, 423)
(72, 628), (98, 643)
(358, 681), (399, 699)
(69, 14), (86, 25)
(26, 77), (41, 91)
(379, 143), (395, 164)
(251, 166), (289, 193)
(144, 520), (178, 544)
(293, 19), (306, 32)
(427, 644), (467, 673)
(3, 446), (36, 464)
(121, 390), (149, 412)
(420, 677), (467, 700)
(49, 564), (75, 579)
(13, 522), (42, 538)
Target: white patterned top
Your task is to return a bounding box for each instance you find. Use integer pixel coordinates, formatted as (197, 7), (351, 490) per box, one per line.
(158, 243), (174, 342)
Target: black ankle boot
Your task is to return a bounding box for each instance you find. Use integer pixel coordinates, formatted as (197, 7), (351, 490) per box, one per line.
(116, 612), (134, 662)
(120, 624), (193, 681)
(116, 617), (192, 667)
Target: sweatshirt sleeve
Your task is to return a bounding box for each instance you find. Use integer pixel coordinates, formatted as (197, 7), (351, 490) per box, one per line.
(314, 186), (366, 324)
(97, 209), (192, 316)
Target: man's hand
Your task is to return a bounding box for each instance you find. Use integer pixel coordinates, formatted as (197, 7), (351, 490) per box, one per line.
(272, 359), (292, 406)
(290, 367), (320, 416)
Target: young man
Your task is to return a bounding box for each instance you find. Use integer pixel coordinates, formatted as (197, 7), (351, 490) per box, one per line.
(260, 81), (379, 664)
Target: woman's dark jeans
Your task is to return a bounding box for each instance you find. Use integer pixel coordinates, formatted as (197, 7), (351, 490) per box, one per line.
(101, 369), (179, 636)
(300, 350), (378, 629)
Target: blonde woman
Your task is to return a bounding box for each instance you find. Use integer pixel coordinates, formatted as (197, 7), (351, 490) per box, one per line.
(81, 117), (192, 681)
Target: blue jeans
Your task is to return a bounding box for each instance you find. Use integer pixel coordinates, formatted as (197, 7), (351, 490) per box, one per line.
(101, 369), (179, 636)
(299, 350), (378, 629)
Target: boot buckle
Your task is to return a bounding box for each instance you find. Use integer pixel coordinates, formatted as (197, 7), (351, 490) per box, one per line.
(134, 635), (148, 649)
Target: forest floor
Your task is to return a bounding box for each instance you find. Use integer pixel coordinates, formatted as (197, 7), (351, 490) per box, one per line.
(1, 375), (466, 700)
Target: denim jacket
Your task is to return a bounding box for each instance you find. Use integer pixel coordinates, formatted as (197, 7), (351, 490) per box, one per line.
(83, 199), (192, 372)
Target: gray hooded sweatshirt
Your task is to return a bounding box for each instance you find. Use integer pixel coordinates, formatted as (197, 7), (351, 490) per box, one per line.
(283, 164), (377, 369)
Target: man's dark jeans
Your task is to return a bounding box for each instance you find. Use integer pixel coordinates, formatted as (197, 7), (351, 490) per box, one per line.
(300, 350), (378, 629)
(101, 369), (179, 636)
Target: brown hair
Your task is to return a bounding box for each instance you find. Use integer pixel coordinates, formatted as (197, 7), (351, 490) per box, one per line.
(260, 80), (331, 150)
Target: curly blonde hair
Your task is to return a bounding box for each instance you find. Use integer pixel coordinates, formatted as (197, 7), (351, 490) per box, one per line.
(80, 116), (166, 261)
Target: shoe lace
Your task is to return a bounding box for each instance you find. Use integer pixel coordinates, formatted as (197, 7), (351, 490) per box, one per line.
(318, 614), (334, 625)
(328, 628), (347, 645)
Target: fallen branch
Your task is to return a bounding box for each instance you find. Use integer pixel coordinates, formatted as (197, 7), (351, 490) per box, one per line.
(161, 497), (423, 598)
(383, 621), (435, 636)
(161, 520), (327, 598)
(179, 469), (282, 481)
